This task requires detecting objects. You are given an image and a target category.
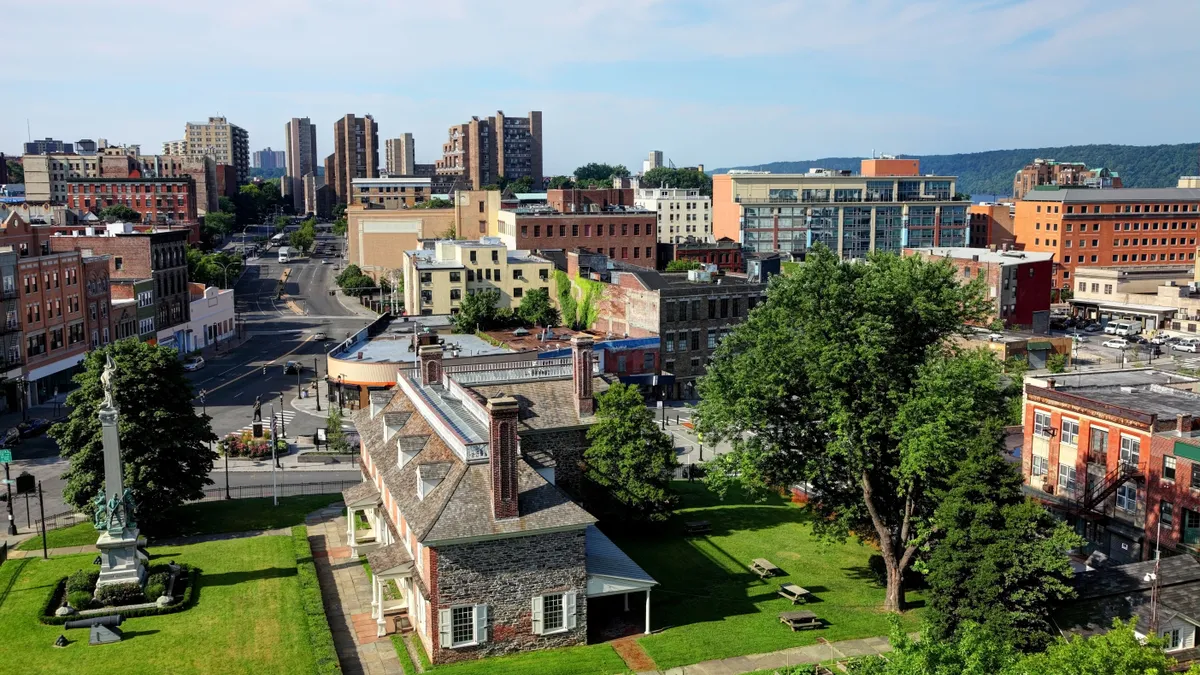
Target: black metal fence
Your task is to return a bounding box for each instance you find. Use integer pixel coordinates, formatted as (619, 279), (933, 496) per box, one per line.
(0, 541), (7, 567)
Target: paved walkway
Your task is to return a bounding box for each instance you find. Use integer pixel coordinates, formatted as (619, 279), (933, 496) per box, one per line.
(636, 635), (894, 675)
(306, 506), (404, 675)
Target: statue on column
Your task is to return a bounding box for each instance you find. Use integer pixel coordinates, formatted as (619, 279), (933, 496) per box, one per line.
(253, 395), (263, 422)
(100, 353), (117, 411)
(92, 492), (109, 531)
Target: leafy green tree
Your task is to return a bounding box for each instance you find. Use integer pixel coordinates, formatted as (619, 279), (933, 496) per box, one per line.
(641, 167), (712, 195)
(922, 436), (1081, 648)
(6, 159), (23, 184)
(331, 203), (347, 220)
(187, 248), (243, 288)
(1012, 620), (1192, 675)
(853, 619), (1020, 675)
(50, 341), (217, 531)
(695, 245), (1000, 612)
(339, 275), (375, 297)
(218, 196), (236, 214)
(336, 264), (363, 286)
(98, 204), (142, 223)
(585, 383), (677, 522)
(203, 211), (235, 237)
(665, 260), (702, 272)
(452, 289), (500, 333)
(574, 163), (630, 181)
(415, 197), (454, 209)
(332, 217), (348, 236)
(506, 177), (534, 193)
(325, 407), (350, 454)
(517, 287), (558, 327)
(1046, 352), (1067, 373)
(274, 215), (291, 231)
(289, 218), (316, 254)
(548, 175), (574, 189)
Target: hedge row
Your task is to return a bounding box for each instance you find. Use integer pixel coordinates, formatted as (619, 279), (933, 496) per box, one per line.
(292, 525), (342, 675)
(40, 564), (199, 625)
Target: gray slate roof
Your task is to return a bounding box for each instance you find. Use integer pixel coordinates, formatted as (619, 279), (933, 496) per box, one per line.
(469, 374), (618, 431)
(1054, 556), (1200, 639)
(586, 525), (656, 585)
(366, 542), (413, 575)
(342, 480), (381, 508)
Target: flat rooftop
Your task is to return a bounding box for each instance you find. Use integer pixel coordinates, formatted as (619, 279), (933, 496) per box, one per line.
(1022, 187), (1200, 203)
(908, 247), (1054, 265)
(343, 333), (512, 364)
(1035, 369), (1200, 390)
(1064, 384), (1200, 419)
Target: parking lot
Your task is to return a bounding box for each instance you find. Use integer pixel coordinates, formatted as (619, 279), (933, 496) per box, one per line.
(1050, 315), (1199, 371)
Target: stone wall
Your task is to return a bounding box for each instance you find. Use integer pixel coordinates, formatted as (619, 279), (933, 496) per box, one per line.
(431, 529), (587, 664)
(521, 428), (589, 499)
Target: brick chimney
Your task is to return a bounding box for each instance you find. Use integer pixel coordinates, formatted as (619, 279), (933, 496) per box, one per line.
(419, 344), (443, 386)
(572, 335), (594, 417)
(487, 396), (520, 520)
(1179, 413), (1193, 434)
(1045, 377), (1056, 390)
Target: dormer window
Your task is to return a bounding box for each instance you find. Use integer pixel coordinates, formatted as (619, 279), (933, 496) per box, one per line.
(397, 435), (428, 469)
(383, 412), (411, 443)
(416, 462), (451, 501)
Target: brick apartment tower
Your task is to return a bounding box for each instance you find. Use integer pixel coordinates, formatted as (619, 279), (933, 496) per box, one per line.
(488, 396), (521, 520)
(572, 335), (594, 417)
(283, 117), (318, 211)
(330, 114), (379, 205)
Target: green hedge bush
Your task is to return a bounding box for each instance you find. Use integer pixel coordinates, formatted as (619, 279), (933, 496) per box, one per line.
(66, 569), (98, 594)
(67, 590), (95, 611)
(40, 564), (199, 625)
(95, 582), (145, 606)
(292, 525), (341, 674)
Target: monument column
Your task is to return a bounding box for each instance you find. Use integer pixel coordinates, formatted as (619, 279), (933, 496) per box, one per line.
(94, 355), (147, 591)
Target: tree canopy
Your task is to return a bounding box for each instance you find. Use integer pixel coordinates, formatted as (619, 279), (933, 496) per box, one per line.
(696, 245), (1003, 612)
(517, 287), (559, 327)
(585, 383), (677, 522)
(415, 197), (454, 209)
(665, 259), (702, 272)
(203, 211), (235, 237)
(289, 218), (316, 253)
(98, 204), (142, 223)
(548, 175), (574, 189)
(641, 167), (712, 195)
(187, 248), (243, 288)
(50, 341), (217, 532)
(233, 179), (288, 224)
(452, 289), (500, 333)
(335, 264), (376, 297)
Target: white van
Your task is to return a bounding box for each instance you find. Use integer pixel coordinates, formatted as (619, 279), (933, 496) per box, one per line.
(1115, 320), (1144, 337)
(1174, 338), (1200, 353)
(278, 246), (291, 263)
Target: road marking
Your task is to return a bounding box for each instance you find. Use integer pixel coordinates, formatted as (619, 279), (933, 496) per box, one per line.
(196, 335), (314, 397)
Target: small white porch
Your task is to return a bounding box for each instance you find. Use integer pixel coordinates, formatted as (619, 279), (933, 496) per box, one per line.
(585, 524), (658, 635)
(342, 481), (382, 557)
(365, 542), (415, 637)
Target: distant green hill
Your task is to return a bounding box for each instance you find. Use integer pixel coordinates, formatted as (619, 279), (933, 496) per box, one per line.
(713, 143), (1200, 197)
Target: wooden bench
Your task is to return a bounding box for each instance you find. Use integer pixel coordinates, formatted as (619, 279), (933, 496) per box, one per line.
(779, 610), (821, 631)
(777, 583), (812, 604)
(683, 520), (711, 535)
(750, 558), (781, 579)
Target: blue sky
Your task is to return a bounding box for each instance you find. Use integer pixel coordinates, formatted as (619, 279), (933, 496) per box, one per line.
(5, 0), (1198, 174)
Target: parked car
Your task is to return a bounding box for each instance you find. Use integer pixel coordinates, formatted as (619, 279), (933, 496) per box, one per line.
(1071, 333), (1089, 344)
(1084, 324), (1103, 332)
(283, 361), (304, 374)
(1151, 334), (1171, 345)
(313, 332), (328, 341)
(1103, 338), (1129, 350)
(2, 427), (22, 446)
(183, 356), (206, 372)
(1129, 335), (1148, 344)
(1174, 341), (1200, 353)
(18, 418), (50, 438)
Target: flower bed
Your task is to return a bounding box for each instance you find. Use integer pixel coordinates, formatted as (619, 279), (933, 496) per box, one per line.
(219, 430), (287, 459)
(40, 563), (198, 625)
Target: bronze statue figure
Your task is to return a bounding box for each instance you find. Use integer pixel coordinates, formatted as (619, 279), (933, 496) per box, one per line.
(92, 492), (109, 531)
(253, 395), (263, 422)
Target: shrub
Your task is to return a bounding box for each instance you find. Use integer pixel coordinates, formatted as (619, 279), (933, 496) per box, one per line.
(66, 569), (99, 594)
(95, 581), (145, 606)
(67, 590), (95, 611)
(293, 525), (342, 674)
(41, 564), (199, 625)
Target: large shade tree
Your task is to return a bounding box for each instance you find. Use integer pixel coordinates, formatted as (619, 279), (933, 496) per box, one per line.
(585, 383), (678, 522)
(696, 244), (1004, 611)
(50, 340), (218, 531)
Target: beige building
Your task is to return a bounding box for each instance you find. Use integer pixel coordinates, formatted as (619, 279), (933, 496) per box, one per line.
(183, 116), (250, 184)
(635, 187), (712, 243)
(351, 176), (431, 209)
(162, 139), (186, 156)
(284, 117), (318, 211)
(385, 134), (415, 176)
(1070, 264), (1200, 332)
(346, 205), (455, 279)
(402, 237), (552, 316)
(1181, 177), (1200, 189)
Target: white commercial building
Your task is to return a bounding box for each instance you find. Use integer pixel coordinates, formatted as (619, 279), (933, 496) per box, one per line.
(634, 187), (712, 244)
(159, 284), (235, 352)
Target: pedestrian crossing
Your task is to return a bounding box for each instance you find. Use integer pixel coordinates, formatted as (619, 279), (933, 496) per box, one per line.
(233, 410), (297, 436)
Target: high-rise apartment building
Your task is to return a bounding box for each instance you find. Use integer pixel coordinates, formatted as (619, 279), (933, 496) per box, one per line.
(385, 134), (415, 176)
(712, 159), (967, 259)
(252, 148), (285, 171)
(329, 114), (379, 206)
(436, 110), (542, 190)
(284, 117), (318, 211)
(1013, 159), (1121, 200)
(183, 116), (250, 185)
(162, 139), (186, 156)
(643, 150), (663, 174)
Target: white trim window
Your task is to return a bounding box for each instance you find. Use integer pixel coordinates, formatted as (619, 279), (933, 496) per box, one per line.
(1034, 410), (1052, 438)
(1061, 418), (1079, 446)
(1116, 483), (1138, 513)
(531, 591), (577, 635)
(440, 604), (486, 648)
(1120, 435), (1141, 466)
(1032, 455), (1050, 476)
(1164, 628), (1181, 651)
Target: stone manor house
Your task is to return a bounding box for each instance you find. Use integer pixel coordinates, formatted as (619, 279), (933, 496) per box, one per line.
(342, 333), (656, 665)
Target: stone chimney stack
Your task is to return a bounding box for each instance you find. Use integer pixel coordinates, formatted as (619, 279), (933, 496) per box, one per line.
(1179, 413), (1193, 434)
(487, 396), (520, 520)
(572, 335), (594, 417)
(418, 342), (444, 386)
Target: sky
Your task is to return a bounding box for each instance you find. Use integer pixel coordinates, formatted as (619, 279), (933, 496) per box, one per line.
(5, 0), (1199, 174)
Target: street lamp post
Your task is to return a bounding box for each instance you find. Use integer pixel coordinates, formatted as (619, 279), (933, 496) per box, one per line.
(337, 375), (344, 413)
(313, 358), (321, 412)
(4, 462), (15, 536)
(17, 378), (27, 421)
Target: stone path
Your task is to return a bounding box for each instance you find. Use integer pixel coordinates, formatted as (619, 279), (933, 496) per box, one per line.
(306, 505), (404, 675)
(636, 635), (894, 675)
(613, 635), (658, 672)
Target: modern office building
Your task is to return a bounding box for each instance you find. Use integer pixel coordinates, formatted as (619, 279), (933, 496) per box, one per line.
(1013, 159), (1121, 200)
(903, 246), (1055, 330)
(182, 116), (250, 184)
(386, 134), (416, 176)
(634, 187), (712, 243)
(24, 138), (73, 155)
(330, 114), (380, 206)
(712, 159), (967, 258)
(436, 111), (542, 190)
(401, 238), (551, 316)
(1012, 187), (1200, 289)
(253, 147), (285, 171)
(284, 117), (319, 211)
(351, 176), (432, 209)
(642, 150), (663, 175)
(496, 189), (657, 269)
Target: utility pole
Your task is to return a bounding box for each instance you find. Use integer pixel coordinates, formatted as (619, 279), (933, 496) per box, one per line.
(269, 405), (278, 507)
(4, 461), (15, 536)
(313, 357), (321, 412)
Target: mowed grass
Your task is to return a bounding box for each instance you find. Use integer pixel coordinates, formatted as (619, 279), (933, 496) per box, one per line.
(615, 482), (922, 670)
(16, 521), (98, 551)
(0, 535), (319, 674)
(427, 643), (628, 675)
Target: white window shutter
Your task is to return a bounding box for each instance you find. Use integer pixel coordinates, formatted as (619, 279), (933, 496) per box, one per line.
(565, 591), (577, 629)
(475, 604), (488, 643)
(438, 608), (451, 647)
(531, 595), (544, 635)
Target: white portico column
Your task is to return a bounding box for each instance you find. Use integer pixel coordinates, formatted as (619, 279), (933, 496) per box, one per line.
(347, 506), (356, 553)
(644, 589), (651, 634)
(371, 570), (379, 617)
(376, 576), (387, 637)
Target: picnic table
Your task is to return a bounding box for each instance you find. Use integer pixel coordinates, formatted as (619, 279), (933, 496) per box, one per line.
(683, 520), (711, 535)
(779, 610), (821, 631)
(750, 558), (781, 579)
(777, 583), (812, 604)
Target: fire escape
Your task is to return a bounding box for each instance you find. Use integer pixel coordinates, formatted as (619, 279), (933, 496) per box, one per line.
(1060, 460), (1145, 519)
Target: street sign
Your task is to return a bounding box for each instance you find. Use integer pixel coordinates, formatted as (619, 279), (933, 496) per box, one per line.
(0, 449), (10, 463)
(1, 479), (14, 485)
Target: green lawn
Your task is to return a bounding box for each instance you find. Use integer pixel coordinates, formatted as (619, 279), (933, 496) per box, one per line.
(0, 535), (320, 674)
(428, 643), (628, 675)
(16, 521), (98, 551)
(615, 482), (922, 670)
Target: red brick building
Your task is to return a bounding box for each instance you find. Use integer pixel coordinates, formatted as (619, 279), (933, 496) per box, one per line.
(66, 176), (198, 228)
(658, 237), (744, 273)
(497, 189), (657, 269)
(903, 246), (1054, 330)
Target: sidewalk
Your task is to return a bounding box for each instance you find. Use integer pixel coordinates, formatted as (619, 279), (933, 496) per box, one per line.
(291, 391), (331, 419)
(333, 287), (382, 319)
(636, 634), (895, 675)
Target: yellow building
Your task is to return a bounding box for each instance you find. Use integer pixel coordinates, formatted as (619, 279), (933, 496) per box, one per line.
(402, 237), (552, 316)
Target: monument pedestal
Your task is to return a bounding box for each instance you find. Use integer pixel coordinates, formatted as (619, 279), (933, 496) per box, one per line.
(95, 527), (146, 590)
